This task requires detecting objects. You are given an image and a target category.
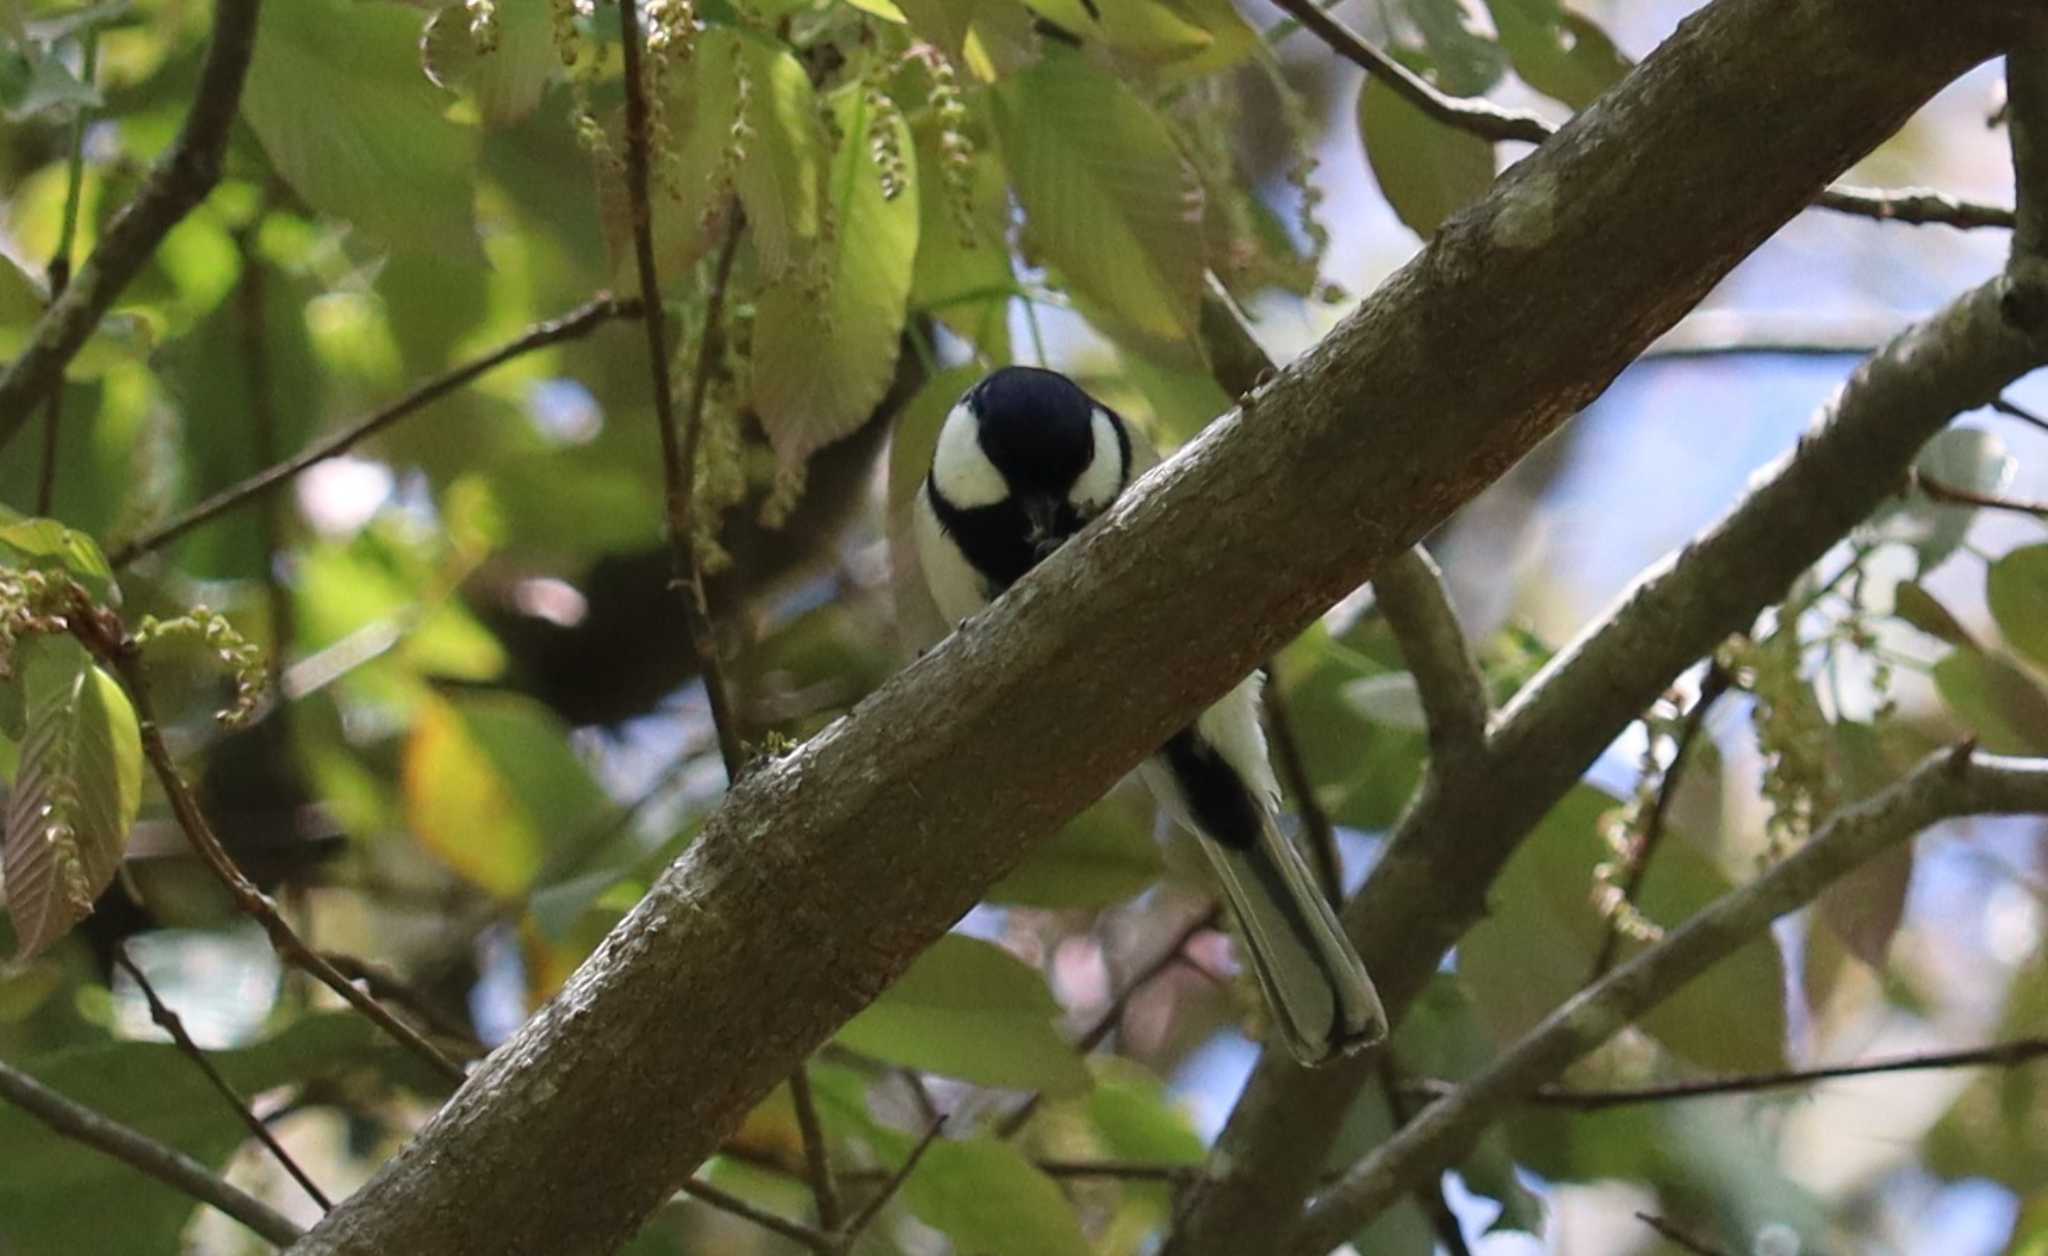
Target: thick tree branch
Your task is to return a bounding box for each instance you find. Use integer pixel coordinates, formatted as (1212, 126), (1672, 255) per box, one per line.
(0, 0), (261, 451)
(2010, 49), (2048, 258)
(0, 1058), (304, 1247)
(1292, 750), (2048, 1252)
(1169, 117), (2048, 1256)
(284, 3), (2044, 1251)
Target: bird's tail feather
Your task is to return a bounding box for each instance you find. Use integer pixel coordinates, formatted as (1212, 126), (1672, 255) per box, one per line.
(1194, 812), (1387, 1067)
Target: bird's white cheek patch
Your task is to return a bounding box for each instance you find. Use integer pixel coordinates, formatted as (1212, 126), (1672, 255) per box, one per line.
(1069, 408), (1126, 515)
(931, 402), (1009, 509)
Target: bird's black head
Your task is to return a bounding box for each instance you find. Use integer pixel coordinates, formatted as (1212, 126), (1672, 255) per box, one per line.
(925, 366), (1132, 590)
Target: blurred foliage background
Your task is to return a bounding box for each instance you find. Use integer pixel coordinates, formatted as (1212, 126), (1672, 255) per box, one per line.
(1, 0), (2045, 1252)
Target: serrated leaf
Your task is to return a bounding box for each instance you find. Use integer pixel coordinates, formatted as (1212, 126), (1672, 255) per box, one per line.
(902, 1138), (1093, 1256)
(1893, 580), (1976, 649)
(838, 934), (1092, 1096)
(1988, 544), (2048, 672)
(0, 1014), (385, 1256)
(421, 0), (555, 127)
(1485, 0), (1630, 109)
(1459, 784), (1787, 1073)
(909, 118), (1013, 362)
(3, 639), (140, 958)
(0, 517), (116, 604)
(402, 690), (609, 897)
(242, 0), (480, 257)
(992, 47), (1204, 362)
(1931, 647), (2048, 755)
(725, 29), (827, 281)
(1358, 71), (1496, 239)
(987, 794), (1163, 908)
(753, 86), (919, 466)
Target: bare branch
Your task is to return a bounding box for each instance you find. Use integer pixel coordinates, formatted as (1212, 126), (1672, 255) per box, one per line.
(1635, 1213), (1732, 1256)
(1292, 750), (2048, 1252)
(1915, 470), (2048, 520)
(0, 0), (262, 451)
(1814, 186), (2015, 230)
(1374, 549), (1489, 770)
(116, 950), (332, 1210)
(70, 603), (466, 1086)
(679, 1177), (836, 1254)
(788, 1068), (843, 1231)
(109, 295), (641, 565)
(1403, 1035), (2048, 1110)
(1993, 395), (2048, 435)
(0, 1057), (304, 1248)
(837, 1116), (944, 1247)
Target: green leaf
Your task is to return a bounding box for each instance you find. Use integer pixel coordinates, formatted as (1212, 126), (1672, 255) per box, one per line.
(1932, 647), (2048, 755)
(3, 637), (140, 958)
(1893, 580), (1976, 649)
(1358, 71), (1496, 239)
(0, 517), (117, 604)
(1276, 620), (1428, 832)
(1086, 1061), (1206, 1167)
(909, 117), (1013, 362)
(992, 47), (1204, 362)
(838, 934), (1092, 1096)
(902, 1138), (1093, 1256)
(1925, 957), (2048, 1189)
(1394, 0), (1509, 96)
(241, 0), (480, 257)
(1485, 0), (1630, 109)
(1988, 544), (2048, 671)
(0, 1014), (382, 1255)
(1866, 427), (2014, 574)
(421, 0), (556, 128)
(987, 793), (1164, 908)
(402, 690), (609, 897)
(753, 85), (919, 467)
(1018, 0), (1215, 64)
(0, 40), (100, 121)
(1459, 784), (1788, 1073)
(726, 29), (828, 281)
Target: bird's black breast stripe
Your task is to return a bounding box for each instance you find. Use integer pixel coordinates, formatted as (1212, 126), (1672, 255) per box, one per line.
(926, 478), (1079, 592)
(1161, 729), (1263, 852)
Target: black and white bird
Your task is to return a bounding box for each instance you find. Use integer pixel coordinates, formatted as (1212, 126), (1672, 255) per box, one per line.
(912, 365), (1386, 1067)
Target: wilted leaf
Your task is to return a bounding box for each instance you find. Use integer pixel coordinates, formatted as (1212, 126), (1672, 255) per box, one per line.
(838, 934), (1092, 1095)
(753, 85), (919, 467)
(3, 637), (140, 959)
(1987, 544), (2048, 672)
(242, 0), (480, 257)
(1358, 72), (1496, 239)
(402, 690), (609, 897)
(992, 48), (1204, 361)
(1460, 784), (1788, 1073)
(902, 1138), (1093, 1256)
(987, 794), (1164, 908)
(421, 0), (556, 128)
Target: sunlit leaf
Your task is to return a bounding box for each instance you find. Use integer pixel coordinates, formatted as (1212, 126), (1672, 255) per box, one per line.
(0, 517), (116, 603)
(992, 47), (1204, 362)
(909, 117), (1013, 363)
(902, 1138), (1093, 1256)
(421, 0), (555, 127)
(242, 0), (481, 257)
(2, 637), (140, 958)
(838, 934), (1092, 1095)
(1987, 544), (2048, 672)
(753, 85), (919, 466)
(1358, 71), (1496, 239)
(725, 28), (828, 281)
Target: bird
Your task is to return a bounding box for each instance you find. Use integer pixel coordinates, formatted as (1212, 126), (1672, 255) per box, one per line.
(911, 365), (1387, 1067)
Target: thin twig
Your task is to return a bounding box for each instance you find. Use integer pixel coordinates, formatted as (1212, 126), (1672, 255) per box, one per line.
(1377, 1057), (1473, 1256)
(680, 1177), (837, 1254)
(1915, 470), (2048, 520)
(1993, 396), (2048, 436)
(317, 952), (486, 1059)
(1374, 547), (1489, 771)
(1266, 0), (2015, 235)
(1400, 1036), (2048, 1111)
(35, 28), (99, 515)
(996, 905), (1222, 1140)
(838, 1115), (945, 1247)
(71, 601), (466, 1085)
(114, 950), (333, 1210)
(1588, 663), (1730, 982)
(1266, 0), (1547, 144)
(1634, 1212), (1733, 1256)
(0, 1058), (304, 1247)
(1263, 664), (1344, 905)
(109, 294), (641, 564)
(788, 1067), (843, 1231)
(0, 0), (263, 450)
